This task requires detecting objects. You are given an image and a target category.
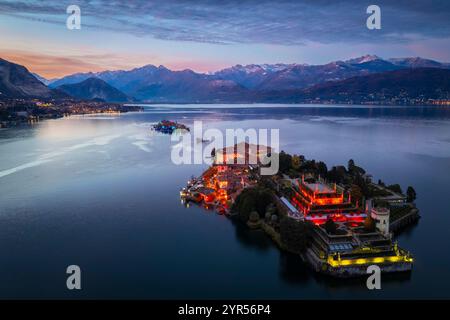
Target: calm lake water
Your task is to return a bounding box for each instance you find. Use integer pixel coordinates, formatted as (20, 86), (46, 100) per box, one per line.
(1, 104), (450, 299)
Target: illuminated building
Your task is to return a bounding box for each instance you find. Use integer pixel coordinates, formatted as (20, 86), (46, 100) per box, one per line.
(290, 176), (365, 224)
(370, 184), (407, 207)
(197, 187), (216, 204)
(309, 225), (413, 275)
(214, 142), (272, 167)
(209, 143), (262, 203)
(294, 178), (413, 275)
(211, 167), (250, 203)
(181, 146), (257, 212)
(371, 207), (390, 236)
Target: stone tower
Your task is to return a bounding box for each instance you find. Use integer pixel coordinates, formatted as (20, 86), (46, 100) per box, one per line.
(371, 207), (390, 236)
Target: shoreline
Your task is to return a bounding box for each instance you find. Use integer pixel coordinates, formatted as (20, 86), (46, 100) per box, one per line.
(128, 102), (450, 108)
(0, 103), (143, 129)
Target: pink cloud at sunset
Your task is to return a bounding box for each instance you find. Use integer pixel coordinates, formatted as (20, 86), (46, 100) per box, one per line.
(0, 49), (228, 79)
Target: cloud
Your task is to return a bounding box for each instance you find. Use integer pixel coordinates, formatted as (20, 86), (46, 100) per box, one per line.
(0, 0), (449, 45)
(0, 50), (148, 78)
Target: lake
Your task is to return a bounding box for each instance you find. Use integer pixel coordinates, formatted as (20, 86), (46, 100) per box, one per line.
(0, 104), (450, 299)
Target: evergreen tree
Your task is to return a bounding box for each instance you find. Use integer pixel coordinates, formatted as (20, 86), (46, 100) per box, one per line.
(324, 218), (337, 234)
(406, 186), (417, 202)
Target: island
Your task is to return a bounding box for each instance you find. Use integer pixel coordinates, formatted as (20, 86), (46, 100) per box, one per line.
(152, 120), (190, 134)
(181, 142), (420, 278)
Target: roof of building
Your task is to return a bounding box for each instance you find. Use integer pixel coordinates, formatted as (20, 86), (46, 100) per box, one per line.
(197, 187), (215, 195)
(218, 142), (272, 154)
(329, 243), (354, 252)
(304, 182), (335, 194)
(280, 196), (299, 214)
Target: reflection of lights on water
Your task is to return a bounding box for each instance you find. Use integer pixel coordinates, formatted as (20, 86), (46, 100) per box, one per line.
(180, 198), (190, 208)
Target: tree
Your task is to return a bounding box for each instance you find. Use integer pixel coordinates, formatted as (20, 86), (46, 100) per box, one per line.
(387, 184), (402, 194)
(350, 184), (363, 206)
(247, 211), (261, 229)
(353, 173), (370, 198)
(255, 189), (273, 218)
(326, 166), (347, 184)
(249, 211), (260, 223)
(266, 203), (277, 216)
(279, 218), (310, 253)
(233, 186), (274, 222)
(271, 215), (278, 223)
(288, 169), (300, 179)
(291, 155), (301, 170)
(238, 197), (255, 222)
(406, 186), (417, 202)
(348, 159), (355, 172)
(324, 218), (337, 234)
(364, 215), (376, 232)
(317, 161), (328, 177)
(279, 151), (292, 174)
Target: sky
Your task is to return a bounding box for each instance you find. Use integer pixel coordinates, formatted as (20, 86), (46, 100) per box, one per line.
(0, 0), (449, 78)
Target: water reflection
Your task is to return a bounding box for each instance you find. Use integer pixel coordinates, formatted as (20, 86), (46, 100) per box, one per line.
(231, 218), (274, 252)
(279, 252), (312, 285)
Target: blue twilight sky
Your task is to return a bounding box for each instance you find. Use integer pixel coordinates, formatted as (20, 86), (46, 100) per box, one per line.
(0, 0), (449, 78)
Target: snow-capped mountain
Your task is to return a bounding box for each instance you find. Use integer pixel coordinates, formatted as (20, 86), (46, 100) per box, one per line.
(345, 54), (381, 64)
(389, 57), (450, 69)
(45, 55), (450, 102)
(212, 63), (296, 88)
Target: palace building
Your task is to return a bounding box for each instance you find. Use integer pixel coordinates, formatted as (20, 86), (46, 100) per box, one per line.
(306, 224), (413, 276)
(290, 176), (366, 224)
(214, 142), (272, 167)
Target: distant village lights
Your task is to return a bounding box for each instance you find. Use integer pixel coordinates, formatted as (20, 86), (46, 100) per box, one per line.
(171, 121), (280, 175)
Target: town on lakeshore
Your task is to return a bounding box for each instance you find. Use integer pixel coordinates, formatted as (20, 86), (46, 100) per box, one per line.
(0, 98), (143, 128)
(181, 141), (419, 277)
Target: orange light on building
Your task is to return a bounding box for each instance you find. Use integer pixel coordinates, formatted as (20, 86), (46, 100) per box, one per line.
(204, 194), (215, 203)
(314, 197), (344, 205)
(218, 181), (228, 188)
(289, 179), (365, 224)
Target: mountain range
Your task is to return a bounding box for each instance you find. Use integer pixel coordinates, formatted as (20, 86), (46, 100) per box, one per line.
(1, 55), (449, 103)
(256, 68), (450, 103)
(57, 78), (131, 102)
(0, 58), (61, 99)
(44, 55), (450, 103)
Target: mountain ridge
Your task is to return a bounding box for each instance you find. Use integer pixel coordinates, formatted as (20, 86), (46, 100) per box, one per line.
(0, 58), (61, 99)
(256, 68), (450, 104)
(56, 77), (131, 102)
(3, 56), (450, 104)
(46, 55), (450, 102)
